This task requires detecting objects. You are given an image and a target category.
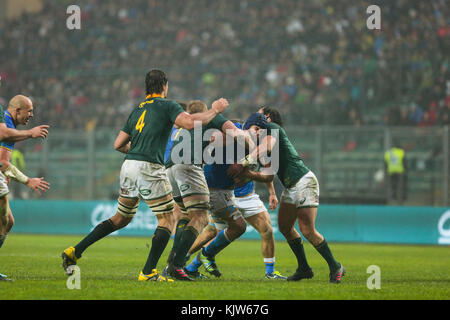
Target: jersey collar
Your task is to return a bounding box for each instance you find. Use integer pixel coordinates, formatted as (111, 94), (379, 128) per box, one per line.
(146, 94), (164, 99)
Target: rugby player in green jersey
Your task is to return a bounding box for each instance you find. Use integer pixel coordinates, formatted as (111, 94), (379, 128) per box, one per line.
(61, 70), (229, 282)
(229, 107), (345, 284)
(163, 100), (253, 281)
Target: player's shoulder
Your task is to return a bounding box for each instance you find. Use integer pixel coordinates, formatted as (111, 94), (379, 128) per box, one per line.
(208, 113), (228, 130)
(267, 122), (281, 130)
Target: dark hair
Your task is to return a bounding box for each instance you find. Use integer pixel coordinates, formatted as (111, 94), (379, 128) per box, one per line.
(261, 106), (283, 127)
(145, 70), (168, 95)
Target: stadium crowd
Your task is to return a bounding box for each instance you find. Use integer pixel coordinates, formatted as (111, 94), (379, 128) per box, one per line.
(0, 0), (449, 129)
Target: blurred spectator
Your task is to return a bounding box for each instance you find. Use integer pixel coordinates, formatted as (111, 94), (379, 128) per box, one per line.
(0, 0), (448, 129)
(384, 142), (408, 203)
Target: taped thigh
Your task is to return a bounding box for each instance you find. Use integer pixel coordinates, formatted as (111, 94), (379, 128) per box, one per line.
(146, 197), (175, 215)
(117, 200), (140, 218)
(174, 196), (188, 215)
(184, 198), (210, 214)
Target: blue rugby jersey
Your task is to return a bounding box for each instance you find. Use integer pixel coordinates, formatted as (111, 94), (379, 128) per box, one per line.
(164, 126), (183, 164)
(0, 110), (16, 151)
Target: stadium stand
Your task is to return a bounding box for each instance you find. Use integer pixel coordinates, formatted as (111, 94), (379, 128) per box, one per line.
(0, 0), (448, 205)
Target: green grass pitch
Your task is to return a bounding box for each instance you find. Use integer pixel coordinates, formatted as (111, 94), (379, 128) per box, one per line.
(0, 234), (449, 300)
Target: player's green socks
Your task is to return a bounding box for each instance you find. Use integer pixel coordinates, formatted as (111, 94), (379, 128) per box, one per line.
(168, 218), (190, 264)
(142, 227), (172, 274)
(74, 219), (117, 259)
(172, 226), (198, 267)
(314, 240), (340, 272)
(287, 238), (311, 272)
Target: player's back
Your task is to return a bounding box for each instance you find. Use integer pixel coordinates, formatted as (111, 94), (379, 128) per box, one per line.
(267, 122), (310, 187)
(123, 96), (184, 165)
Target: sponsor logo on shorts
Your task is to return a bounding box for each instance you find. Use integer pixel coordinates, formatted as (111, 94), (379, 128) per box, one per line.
(139, 188), (152, 197)
(180, 184), (190, 192)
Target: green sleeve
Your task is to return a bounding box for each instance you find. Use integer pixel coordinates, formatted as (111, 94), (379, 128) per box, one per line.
(209, 114), (228, 130)
(168, 101), (185, 123)
(0, 105), (5, 123)
(122, 111), (133, 134)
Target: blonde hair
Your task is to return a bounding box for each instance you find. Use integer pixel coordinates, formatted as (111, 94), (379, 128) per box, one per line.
(187, 100), (207, 114)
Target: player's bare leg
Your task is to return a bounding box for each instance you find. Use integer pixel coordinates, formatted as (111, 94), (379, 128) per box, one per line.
(166, 200), (190, 266)
(188, 223), (217, 256)
(297, 207), (323, 247)
(167, 194), (209, 281)
(171, 202), (182, 236)
(139, 206), (175, 282)
(184, 224), (217, 279)
(197, 206), (246, 278)
(0, 196), (10, 248)
(0, 195), (12, 281)
(297, 206), (344, 283)
(245, 210), (285, 279)
(245, 211), (275, 260)
(61, 196), (139, 274)
(278, 202), (313, 281)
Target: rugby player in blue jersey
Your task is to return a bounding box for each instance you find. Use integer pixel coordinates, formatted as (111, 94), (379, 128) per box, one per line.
(185, 114), (286, 279)
(0, 95), (50, 281)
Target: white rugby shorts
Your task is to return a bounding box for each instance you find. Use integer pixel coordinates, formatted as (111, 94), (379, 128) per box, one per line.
(119, 160), (172, 200)
(235, 192), (267, 219)
(280, 171), (319, 208)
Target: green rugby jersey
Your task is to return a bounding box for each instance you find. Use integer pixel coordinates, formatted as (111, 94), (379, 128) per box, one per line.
(165, 114), (228, 168)
(0, 105), (5, 123)
(266, 122), (310, 188)
(122, 95), (185, 165)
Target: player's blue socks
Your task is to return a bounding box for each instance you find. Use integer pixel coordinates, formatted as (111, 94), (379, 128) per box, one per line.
(264, 258), (275, 275)
(204, 229), (231, 258)
(186, 255), (202, 273)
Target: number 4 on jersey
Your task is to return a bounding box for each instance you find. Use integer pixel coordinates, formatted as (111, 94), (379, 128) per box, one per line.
(136, 110), (147, 133)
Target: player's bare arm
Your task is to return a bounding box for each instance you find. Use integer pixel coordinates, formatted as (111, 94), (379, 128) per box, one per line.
(114, 131), (131, 154)
(0, 145), (50, 195)
(174, 98), (229, 130)
(264, 181), (278, 211)
(228, 134), (276, 178)
(221, 121), (256, 150)
(1, 161), (50, 196)
(0, 123), (49, 143)
(230, 165), (274, 187)
(248, 134), (277, 165)
(242, 168), (274, 183)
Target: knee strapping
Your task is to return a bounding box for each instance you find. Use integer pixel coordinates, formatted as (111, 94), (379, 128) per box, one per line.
(146, 198), (175, 215)
(117, 200), (139, 218)
(184, 200), (210, 214)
